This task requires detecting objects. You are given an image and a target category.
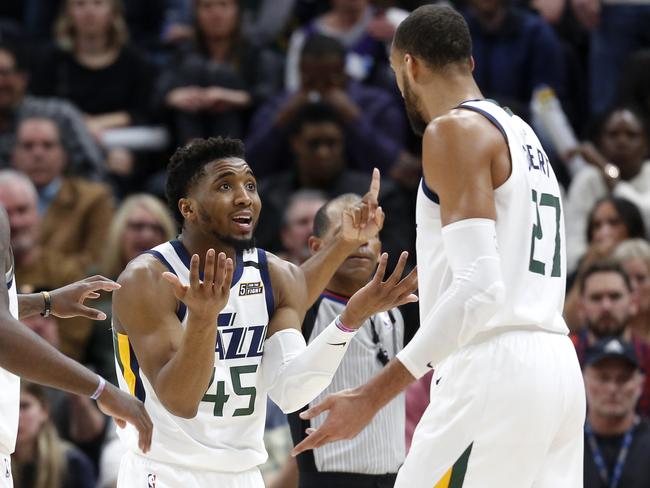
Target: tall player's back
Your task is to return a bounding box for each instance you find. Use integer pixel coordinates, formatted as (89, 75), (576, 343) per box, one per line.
(416, 99), (568, 346)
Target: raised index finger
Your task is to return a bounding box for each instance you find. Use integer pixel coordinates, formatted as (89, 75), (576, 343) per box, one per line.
(366, 168), (381, 202)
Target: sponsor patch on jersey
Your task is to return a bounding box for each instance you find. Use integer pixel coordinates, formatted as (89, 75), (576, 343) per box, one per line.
(239, 281), (263, 296)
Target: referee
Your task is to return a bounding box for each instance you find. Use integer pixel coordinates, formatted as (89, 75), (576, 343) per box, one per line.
(289, 194), (406, 488)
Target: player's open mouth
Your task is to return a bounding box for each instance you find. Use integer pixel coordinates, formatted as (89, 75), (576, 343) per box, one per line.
(232, 214), (253, 231)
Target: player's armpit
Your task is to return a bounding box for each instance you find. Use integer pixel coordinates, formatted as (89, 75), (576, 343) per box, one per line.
(422, 111), (510, 226)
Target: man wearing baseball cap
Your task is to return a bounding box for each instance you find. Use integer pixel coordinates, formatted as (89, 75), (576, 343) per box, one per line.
(583, 337), (650, 487)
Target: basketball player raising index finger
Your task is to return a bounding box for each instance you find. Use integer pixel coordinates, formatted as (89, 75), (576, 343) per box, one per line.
(292, 6), (585, 488)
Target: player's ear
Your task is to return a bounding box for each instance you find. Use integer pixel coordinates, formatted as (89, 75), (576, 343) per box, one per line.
(308, 235), (321, 255)
(469, 56), (475, 72)
(178, 198), (194, 222)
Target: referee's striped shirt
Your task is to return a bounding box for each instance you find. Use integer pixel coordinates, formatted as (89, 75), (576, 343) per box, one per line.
(290, 291), (405, 474)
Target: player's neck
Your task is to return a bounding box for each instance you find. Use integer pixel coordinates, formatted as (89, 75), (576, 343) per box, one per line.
(589, 411), (637, 436)
(421, 75), (483, 122)
(178, 230), (237, 262)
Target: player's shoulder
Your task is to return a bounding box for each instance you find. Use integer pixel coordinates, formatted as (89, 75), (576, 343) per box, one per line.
(265, 251), (302, 284)
(424, 109), (503, 148)
(117, 252), (169, 290)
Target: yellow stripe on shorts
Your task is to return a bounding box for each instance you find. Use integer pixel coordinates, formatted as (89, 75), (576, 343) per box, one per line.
(117, 332), (137, 396)
(433, 442), (473, 488)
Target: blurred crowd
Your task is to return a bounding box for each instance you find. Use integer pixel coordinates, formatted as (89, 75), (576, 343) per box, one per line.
(1, 0), (650, 487)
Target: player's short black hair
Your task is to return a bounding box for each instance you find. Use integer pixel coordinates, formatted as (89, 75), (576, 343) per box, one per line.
(586, 196), (647, 244)
(288, 101), (343, 137)
(580, 260), (632, 294)
(313, 193), (361, 238)
(393, 5), (472, 69)
(165, 137), (246, 225)
(300, 33), (346, 62)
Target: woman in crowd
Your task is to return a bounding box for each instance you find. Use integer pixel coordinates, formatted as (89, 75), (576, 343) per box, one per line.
(614, 238), (650, 342)
(154, 0), (284, 143)
(11, 382), (95, 488)
(564, 196), (647, 329)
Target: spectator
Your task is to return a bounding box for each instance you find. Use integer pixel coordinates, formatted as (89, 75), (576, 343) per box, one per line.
(246, 34), (406, 177)
(0, 170), (97, 360)
(11, 116), (114, 274)
(255, 102), (413, 269)
(289, 193), (405, 488)
(12, 382), (96, 488)
(570, 260), (650, 418)
(279, 190), (327, 265)
(285, 0), (397, 93)
(566, 107), (650, 273)
(616, 50), (650, 124)
(583, 337), (650, 487)
(571, 0), (650, 115)
(462, 0), (566, 119)
(154, 0), (284, 143)
(0, 43), (103, 179)
(564, 197), (646, 328)
(614, 239), (650, 342)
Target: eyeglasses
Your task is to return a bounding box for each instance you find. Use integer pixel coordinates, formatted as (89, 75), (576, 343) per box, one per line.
(126, 221), (165, 234)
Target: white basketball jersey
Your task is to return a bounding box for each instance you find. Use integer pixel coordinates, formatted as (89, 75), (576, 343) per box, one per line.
(416, 100), (568, 343)
(114, 240), (274, 472)
(0, 253), (20, 454)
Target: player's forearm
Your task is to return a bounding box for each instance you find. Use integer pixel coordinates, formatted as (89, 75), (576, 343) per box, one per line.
(0, 312), (100, 396)
(359, 357), (415, 412)
(17, 292), (47, 319)
(300, 239), (357, 308)
(154, 313), (218, 418)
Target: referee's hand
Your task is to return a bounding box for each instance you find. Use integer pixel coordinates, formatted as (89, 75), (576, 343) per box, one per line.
(291, 387), (374, 456)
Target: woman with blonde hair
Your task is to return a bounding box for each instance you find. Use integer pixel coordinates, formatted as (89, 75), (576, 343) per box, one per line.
(30, 0), (155, 177)
(102, 193), (177, 279)
(12, 382), (95, 488)
(614, 238), (650, 341)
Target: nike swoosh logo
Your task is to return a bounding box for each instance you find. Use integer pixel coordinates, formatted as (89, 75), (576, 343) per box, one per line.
(328, 342), (348, 347)
(426, 362), (433, 368)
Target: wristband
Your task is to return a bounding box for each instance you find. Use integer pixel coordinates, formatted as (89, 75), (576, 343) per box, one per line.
(90, 376), (106, 400)
(40, 291), (51, 318)
(335, 315), (356, 333)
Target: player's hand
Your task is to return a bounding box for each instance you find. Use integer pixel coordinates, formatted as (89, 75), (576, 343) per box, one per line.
(291, 387), (374, 456)
(162, 249), (234, 320)
(96, 382), (153, 453)
(340, 168), (385, 246)
(341, 251), (418, 329)
(49, 275), (120, 320)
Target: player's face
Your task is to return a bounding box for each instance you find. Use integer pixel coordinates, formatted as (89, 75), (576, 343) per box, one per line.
(188, 158), (261, 251)
(599, 110), (648, 179)
(122, 205), (169, 264)
(390, 47), (428, 136)
(621, 257), (650, 314)
(12, 119), (67, 188)
(581, 272), (635, 336)
(584, 358), (642, 419)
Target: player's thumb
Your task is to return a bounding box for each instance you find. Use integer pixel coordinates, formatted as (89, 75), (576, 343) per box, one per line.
(76, 304), (107, 321)
(115, 418), (127, 429)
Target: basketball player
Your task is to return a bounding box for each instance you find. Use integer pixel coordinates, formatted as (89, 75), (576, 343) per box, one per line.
(0, 209), (153, 487)
(112, 137), (417, 487)
(292, 6), (585, 488)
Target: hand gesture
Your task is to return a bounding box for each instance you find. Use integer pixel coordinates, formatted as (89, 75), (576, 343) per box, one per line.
(340, 168), (385, 246)
(162, 249), (234, 321)
(342, 251), (418, 329)
(49, 275), (120, 320)
(96, 382), (153, 453)
(291, 387), (371, 456)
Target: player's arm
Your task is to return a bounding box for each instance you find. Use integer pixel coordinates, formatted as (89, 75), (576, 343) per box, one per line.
(0, 209), (152, 452)
(113, 250), (233, 419)
(261, 250), (417, 414)
(299, 168), (385, 309)
(292, 112), (509, 455)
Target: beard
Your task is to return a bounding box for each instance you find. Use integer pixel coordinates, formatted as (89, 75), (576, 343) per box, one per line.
(198, 207), (256, 252)
(585, 316), (628, 339)
(402, 75), (428, 137)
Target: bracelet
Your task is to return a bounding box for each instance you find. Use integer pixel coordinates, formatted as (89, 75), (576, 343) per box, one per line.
(335, 315), (355, 333)
(90, 376), (106, 400)
(40, 291), (51, 318)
